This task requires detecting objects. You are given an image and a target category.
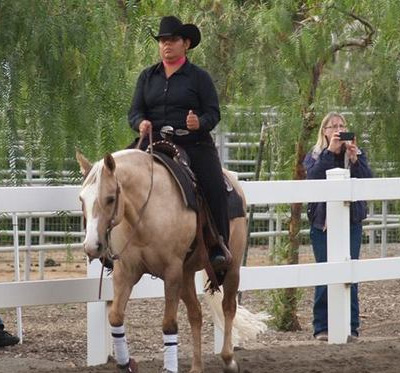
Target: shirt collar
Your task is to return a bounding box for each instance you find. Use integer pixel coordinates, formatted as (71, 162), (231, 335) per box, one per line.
(155, 59), (192, 76)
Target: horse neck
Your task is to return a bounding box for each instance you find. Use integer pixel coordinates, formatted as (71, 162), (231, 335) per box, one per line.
(114, 151), (154, 225)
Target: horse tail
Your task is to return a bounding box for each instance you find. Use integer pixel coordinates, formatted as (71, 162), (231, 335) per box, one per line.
(202, 270), (269, 345)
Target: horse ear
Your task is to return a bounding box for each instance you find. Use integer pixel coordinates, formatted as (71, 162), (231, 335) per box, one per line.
(104, 153), (116, 174)
(76, 150), (92, 176)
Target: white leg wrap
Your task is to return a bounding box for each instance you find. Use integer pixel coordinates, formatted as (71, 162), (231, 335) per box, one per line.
(111, 325), (130, 366)
(163, 333), (178, 372)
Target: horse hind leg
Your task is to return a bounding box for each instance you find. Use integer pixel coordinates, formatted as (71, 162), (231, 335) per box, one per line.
(181, 271), (203, 373)
(220, 269), (240, 373)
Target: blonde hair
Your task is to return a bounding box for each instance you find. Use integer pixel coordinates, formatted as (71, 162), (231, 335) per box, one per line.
(311, 112), (347, 158)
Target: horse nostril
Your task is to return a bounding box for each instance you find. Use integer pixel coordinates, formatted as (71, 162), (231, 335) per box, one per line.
(97, 242), (103, 252)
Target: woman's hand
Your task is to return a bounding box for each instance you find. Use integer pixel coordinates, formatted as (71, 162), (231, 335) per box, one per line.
(186, 110), (200, 130)
(327, 131), (342, 154)
(139, 120), (152, 136)
(346, 139), (359, 164)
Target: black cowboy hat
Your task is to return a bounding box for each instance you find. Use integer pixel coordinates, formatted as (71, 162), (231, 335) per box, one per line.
(152, 16), (201, 49)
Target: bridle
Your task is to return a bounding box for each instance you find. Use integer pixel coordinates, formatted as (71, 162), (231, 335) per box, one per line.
(97, 131), (154, 298)
(104, 182), (121, 252)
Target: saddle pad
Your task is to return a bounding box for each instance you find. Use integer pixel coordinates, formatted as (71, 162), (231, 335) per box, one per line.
(152, 152), (245, 219)
(227, 184), (246, 219)
(152, 152), (199, 211)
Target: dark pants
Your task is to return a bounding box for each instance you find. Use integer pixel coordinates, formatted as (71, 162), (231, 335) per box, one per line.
(310, 223), (362, 336)
(184, 143), (230, 245)
(0, 317), (4, 330)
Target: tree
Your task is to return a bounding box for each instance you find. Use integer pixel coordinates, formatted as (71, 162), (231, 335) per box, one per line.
(287, 2), (375, 330)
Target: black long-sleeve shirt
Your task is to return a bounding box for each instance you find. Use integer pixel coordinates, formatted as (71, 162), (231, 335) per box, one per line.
(128, 59), (221, 146)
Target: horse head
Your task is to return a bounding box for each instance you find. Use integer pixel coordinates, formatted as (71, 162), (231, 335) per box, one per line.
(76, 151), (124, 260)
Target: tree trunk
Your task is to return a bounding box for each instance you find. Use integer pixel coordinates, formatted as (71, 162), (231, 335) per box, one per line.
(283, 109), (316, 331)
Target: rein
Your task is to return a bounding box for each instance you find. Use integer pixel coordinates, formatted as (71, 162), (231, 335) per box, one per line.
(98, 131), (154, 299)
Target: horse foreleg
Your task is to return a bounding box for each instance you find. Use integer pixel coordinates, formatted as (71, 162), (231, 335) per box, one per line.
(109, 270), (139, 372)
(181, 271), (203, 373)
(162, 264), (184, 373)
(220, 269), (240, 373)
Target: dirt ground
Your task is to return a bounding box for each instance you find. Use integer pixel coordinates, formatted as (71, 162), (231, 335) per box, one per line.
(1, 244), (400, 373)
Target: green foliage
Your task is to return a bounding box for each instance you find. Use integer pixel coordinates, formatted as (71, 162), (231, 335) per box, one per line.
(0, 0), (138, 174)
(266, 240), (303, 330)
(1, 0), (400, 180)
(268, 287), (303, 330)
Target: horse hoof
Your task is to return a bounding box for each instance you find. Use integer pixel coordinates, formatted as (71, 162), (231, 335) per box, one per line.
(189, 369), (203, 373)
(223, 359), (240, 373)
(118, 358), (139, 373)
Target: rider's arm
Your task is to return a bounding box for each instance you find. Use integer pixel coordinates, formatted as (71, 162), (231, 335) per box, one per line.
(196, 69), (221, 133)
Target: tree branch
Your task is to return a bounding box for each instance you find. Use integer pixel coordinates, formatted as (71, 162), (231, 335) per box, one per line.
(335, 6), (375, 42)
(116, 0), (128, 21)
(307, 8), (375, 109)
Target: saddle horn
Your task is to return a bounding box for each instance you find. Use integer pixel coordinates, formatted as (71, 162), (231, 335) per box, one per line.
(160, 125), (174, 141)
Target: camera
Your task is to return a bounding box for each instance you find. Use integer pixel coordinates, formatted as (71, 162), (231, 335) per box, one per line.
(339, 132), (355, 141)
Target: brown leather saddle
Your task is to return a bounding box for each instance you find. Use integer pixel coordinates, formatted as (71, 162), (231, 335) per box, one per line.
(148, 140), (245, 218)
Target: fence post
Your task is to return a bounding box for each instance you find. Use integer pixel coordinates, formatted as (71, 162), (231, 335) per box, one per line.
(326, 168), (351, 344)
(25, 160), (33, 281)
(24, 215), (32, 281)
(87, 260), (112, 365)
(215, 127), (228, 166)
(368, 202), (374, 252)
(214, 324), (224, 354)
(381, 200), (388, 257)
(268, 206), (275, 250)
(39, 216), (45, 280)
(12, 214), (23, 342)
(276, 211), (282, 247)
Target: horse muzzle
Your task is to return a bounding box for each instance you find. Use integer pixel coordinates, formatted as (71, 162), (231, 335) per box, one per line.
(83, 240), (105, 260)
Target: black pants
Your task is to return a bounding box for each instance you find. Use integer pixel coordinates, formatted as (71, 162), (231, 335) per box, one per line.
(184, 143), (230, 246)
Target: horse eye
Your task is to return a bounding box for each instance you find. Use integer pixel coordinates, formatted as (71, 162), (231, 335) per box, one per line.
(106, 196), (115, 205)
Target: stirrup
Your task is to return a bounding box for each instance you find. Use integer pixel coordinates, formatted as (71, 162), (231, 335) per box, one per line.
(218, 236), (232, 265)
(211, 254), (227, 272)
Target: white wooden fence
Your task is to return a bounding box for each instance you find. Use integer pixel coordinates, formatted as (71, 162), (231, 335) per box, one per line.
(1, 168), (400, 366)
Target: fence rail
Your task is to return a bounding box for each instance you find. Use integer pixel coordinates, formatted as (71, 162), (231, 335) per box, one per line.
(1, 170), (400, 365)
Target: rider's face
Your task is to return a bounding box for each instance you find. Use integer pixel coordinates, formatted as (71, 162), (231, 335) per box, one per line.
(159, 36), (190, 62)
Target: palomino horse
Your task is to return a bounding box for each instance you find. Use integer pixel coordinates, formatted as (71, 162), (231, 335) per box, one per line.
(77, 148), (247, 373)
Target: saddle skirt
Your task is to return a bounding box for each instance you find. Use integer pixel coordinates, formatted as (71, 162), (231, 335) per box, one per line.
(148, 140), (245, 219)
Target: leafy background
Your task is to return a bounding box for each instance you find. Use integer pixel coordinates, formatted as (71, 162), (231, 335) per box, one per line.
(1, 0), (400, 181)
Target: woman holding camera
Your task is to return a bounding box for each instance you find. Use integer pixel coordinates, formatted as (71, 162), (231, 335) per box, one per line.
(303, 111), (373, 341)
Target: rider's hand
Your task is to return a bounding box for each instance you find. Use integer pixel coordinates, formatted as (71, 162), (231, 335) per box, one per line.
(139, 120), (152, 136)
(186, 110), (200, 130)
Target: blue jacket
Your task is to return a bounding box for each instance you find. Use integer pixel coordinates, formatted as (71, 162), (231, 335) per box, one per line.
(303, 148), (373, 230)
